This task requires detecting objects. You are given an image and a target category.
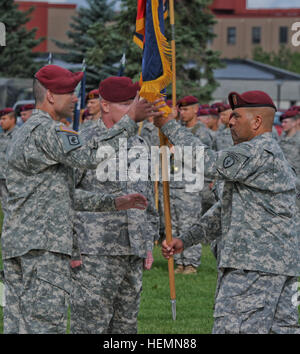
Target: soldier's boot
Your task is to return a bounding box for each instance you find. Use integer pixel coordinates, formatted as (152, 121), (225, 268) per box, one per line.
(174, 265), (185, 274)
(183, 265), (197, 274)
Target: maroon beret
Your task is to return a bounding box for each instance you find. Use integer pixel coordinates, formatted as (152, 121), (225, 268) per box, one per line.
(280, 110), (299, 122)
(197, 108), (210, 116)
(35, 65), (83, 94)
(211, 102), (224, 109)
(0, 108), (14, 117)
(290, 105), (300, 111)
(20, 104), (35, 112)
(228, 91), (277, 111)
(99, 77), (139, 102)
(208, 108), (219, 117)
(178, 96), (199, 108)
(211, 103), (231, 113)
(200, 104), (210, 109)
(86, 89), (100, 101)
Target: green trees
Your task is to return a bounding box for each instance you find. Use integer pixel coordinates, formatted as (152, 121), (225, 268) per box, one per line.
(0, 0), (43, 77)
(86, 0), (222, 101)
(57, 0), (222, 100)
(253, 46), (300, 74)
(54, 0), (117, 89)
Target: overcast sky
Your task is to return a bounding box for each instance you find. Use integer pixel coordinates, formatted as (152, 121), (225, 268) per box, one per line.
(16, 0), (300, 9)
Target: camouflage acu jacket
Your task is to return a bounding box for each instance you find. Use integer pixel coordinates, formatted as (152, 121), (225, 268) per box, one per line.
(74, 119), (160, 258)
(279, 130), (300, 191)
(162, 120), (299, 276)
(212, 125), (233, 152)
(0, 125), (18, 180)
(1, 109), (138, 260)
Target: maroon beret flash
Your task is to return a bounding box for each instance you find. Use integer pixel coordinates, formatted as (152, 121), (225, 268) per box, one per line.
(228, 91), (277, 111)
(35, 65), (83, 94)
(99, 77), (140, 102)
(86, 89), (100, 101)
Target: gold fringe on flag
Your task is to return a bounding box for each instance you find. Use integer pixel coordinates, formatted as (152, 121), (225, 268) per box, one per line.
(139, 0), (173, 117)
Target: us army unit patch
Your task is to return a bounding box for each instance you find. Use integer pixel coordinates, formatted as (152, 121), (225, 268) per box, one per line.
(223, 155), (235, 169)
(55, 125), (82, 153)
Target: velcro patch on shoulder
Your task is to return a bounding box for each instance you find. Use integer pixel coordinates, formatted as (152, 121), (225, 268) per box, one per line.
(55, 125), (82, 153)
(216, 150), (249, 180)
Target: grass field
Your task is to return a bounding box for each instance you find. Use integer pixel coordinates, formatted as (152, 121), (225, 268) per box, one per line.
(0, 199), (217, 333)
(0, 206), (299, 334)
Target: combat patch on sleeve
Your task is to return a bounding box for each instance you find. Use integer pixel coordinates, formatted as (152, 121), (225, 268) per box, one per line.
(55, 125), (82, 153)
(216, 150), (250, 181)
(223, 155), (235, 169)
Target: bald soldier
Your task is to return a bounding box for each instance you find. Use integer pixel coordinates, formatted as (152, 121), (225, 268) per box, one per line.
(0, 108), (18, 215)
(158, 90), (300, 334)
(1, 65), (164, 334)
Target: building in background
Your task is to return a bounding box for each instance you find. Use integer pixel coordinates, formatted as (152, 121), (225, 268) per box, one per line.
(209, 0), (300, 59)
(12, 0), (300, 112)
(15, 0), (300, 58)
(212, 58), (300, 109)
(15, 1), (77, 53)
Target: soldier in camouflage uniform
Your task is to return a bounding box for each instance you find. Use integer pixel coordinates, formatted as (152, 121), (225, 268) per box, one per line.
(139, 117), (166, 240)
(159, 90), (300, 334)
(20, 104), (35, 124)
(0, 108), (18, 216)
(1, 65), (162, 334)
(169, 96), (212, 274)
(70, 77), (159, 334)
(279, 110), (300, 214)
(80, 89), (101, 130)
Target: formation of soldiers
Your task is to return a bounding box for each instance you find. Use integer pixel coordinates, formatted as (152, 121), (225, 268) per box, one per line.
(0, 63), (299, 334)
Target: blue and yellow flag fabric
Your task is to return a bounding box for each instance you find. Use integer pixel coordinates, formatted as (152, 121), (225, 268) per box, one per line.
(134, 0), (172, 116)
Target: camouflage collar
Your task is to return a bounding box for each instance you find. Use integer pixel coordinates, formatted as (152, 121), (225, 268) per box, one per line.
(31, 109), (54, 122)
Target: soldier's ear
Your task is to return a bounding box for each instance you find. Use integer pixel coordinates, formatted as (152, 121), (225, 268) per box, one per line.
(100, 100), (110, 113)
(253, 114), (263, 131)
(46, 90), (55, 104)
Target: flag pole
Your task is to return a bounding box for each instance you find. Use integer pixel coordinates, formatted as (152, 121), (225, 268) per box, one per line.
(158, 0), (177, 321)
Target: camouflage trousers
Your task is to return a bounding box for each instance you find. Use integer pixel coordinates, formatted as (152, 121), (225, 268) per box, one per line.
(212, 268), (300, 334)
(170, 188), (202, 268)
(70, 254), (143, 334)
(3, 250), (71, 334)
